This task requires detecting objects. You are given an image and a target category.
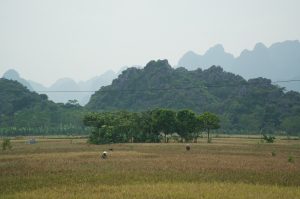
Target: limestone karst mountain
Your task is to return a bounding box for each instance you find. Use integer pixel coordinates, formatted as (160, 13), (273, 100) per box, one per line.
(178, 40), (300, 91)
(2, 69), (117, 105)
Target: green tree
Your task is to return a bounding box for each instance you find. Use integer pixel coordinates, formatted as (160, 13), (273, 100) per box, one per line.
(281, 116), (300, 136)
(198, 112), (220, 143)
(176, 110), (199, 142)
(152, 109), (177, 142)
(136, 111), (159, 142)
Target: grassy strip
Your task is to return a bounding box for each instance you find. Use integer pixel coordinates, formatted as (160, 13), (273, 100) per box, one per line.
(4, 182), (300, 199)
(1, 169), (300, 195)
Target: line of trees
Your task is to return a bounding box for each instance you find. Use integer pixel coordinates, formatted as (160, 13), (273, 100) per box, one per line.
(83, 109), (220, 144)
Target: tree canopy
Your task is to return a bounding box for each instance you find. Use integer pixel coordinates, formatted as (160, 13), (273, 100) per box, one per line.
(1, 59), (300, 136)
(198, 112), (220, 142)
(0, 78), (87, 135)
(86, 60), (300, 135)
(83, 109), (217, 144)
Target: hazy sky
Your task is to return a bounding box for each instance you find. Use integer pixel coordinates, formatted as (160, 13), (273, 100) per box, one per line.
(0, 0), (299, 86)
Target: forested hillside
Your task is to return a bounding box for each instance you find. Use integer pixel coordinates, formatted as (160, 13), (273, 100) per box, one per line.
(2, 59), (300, 136)
(0, 78), (87, 135)
(87, 60), (300, 135)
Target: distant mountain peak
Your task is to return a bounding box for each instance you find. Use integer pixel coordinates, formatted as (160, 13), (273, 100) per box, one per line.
(184, 50), (200, 57)
(276, 40), (299, 45)
(2, 69), (20, 79)
(270, 40), (300, 49)
(51, 78), (79, 89)
(177, 51), (202, 68)
(254, 42), (267, 51)
(178, 44), (235, 71)
(205, 65), (224, 72)
(146, 59), (169, 66)
(2, 69), (33, 91)
(205, 44), (225, 55)
(144, 59), (172, 70)
(240, 49), (251, 57)
(178, 40), (300, 92)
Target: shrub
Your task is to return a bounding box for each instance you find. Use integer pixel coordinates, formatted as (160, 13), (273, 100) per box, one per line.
(271, 151), (276, 156)
(2, 138), (12, 151)
(288, 156), (294, 163)
(262, 134), (275, 143)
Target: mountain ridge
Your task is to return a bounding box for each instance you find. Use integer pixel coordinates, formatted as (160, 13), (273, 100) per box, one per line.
(178, 40), (300, 92)
(2, 69), (34, 91)
(86, 59), (300, 134)
(2, 69), (118, 105)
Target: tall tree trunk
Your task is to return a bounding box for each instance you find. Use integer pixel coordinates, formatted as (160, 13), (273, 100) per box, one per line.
(207, 128), (210, 143)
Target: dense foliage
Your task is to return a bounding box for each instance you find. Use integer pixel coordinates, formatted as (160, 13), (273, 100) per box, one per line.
(1, 59), (300, 136)
(1, 138), (12, 150)
(83, 109), (220, 144)
(87, 60), (300, 135)
(198, 112), (220, 142)
(0, 78), (87, 136)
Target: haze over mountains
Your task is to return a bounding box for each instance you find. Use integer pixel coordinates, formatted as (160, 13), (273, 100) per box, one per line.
(2, 40), (300, 104)
(178, 40), (300, 91)
(2, 69), (34, 91)
(2, 69), (117, 105)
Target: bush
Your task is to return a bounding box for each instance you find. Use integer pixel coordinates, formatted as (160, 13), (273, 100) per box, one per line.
(271, 151), (276, 156)
(262, 134), (275, 143)
(2, 138), (12, 151)
(288, 156), (294, 163)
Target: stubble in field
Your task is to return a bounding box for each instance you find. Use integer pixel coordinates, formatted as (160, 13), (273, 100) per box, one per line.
(0, 138), (299, 198)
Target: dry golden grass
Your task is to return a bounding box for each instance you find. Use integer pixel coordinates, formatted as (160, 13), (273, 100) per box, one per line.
(1, 137), (300, 198)
(5, 182), (300, 199)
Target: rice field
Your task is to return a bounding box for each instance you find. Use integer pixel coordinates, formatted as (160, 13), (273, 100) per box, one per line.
(0, 137), (300, 198)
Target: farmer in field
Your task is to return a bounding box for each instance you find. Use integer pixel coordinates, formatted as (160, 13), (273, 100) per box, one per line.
(101, 151), (108, 159)
(186, 144), (191, 151)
